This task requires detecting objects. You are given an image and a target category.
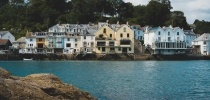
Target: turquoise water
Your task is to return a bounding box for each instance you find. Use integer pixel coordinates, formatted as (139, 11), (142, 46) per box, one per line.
(1, 61), (210, 100)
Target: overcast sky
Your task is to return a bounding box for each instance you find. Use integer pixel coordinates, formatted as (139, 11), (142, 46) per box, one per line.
(124, 0), (210, 24)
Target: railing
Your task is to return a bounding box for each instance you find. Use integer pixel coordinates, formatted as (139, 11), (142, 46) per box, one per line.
(152, 42), (187, 49)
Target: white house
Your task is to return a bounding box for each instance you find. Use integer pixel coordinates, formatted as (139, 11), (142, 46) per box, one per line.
(22, 32), (37, 54)
(192, 33), (210, 55)
(0, 31), (15, 43)
(131, 25), (144, 41)
(80, 29), (96, 54)
(144, 26), (187, 55)
(63, 32), (80, 54)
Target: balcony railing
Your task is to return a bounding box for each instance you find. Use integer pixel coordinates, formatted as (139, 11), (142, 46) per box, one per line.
(152, 42), (187, 49)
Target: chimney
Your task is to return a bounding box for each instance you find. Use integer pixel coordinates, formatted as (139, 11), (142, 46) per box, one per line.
(117, 21), (119, 25)
(106, 20), (109, 23)
(191, 28), (194, 32)
(126, 22), (129, 25)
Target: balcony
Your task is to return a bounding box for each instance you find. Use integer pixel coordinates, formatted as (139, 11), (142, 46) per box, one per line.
(96, 42), (106, 47)
(109, 42), (115, 46)
(120, 39), (131, 45)
(152, 42), (187, 49)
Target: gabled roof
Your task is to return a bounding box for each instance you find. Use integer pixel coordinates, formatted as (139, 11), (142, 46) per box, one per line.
(0, 31), (10, 36)
(193, 33), (210, 41)
(0, 39), (10, 45)
(14, 37), (26, 43)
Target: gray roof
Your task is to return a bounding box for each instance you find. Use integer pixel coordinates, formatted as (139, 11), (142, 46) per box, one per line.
(0, 31), (10, 36)
(184, 30), (195, 35)
(194, 33), (210, 41)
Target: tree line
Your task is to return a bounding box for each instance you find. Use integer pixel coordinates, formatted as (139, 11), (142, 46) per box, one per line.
(0, 0), (208, 38)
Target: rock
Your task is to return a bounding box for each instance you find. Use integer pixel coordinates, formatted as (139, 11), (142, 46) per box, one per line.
(0, 67), (11, 79)
(0, 67), (96, 100)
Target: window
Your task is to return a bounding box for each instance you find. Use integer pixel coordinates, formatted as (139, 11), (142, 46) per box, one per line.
(84, 36), (86, 39)
(177, 32), (179, 35)
(129, 48), (131, 51)
(118, 48), (121, 51)
(98, 47), (100, 50)
(103, 28), (106, 33)
(158, 31), (161, 35)
(168, 32), (170, 36)
(66, 43), (71, 47)
(110, 48), (114, 50)
(204, 46), (206, 51)
(75, 44), (77, 47)
(110, 34), (112, 38)
(120, 33), (123, 38)
(204, 41), (206, 45)
(168, 37), (171, 41)
(102, 47), (105, 52)
(91, 36), (93, 40)
(39, 38), (42, 41)
(30, 38), (33, 41)
(124, 27), (126, 32)
(67, 38), (70, 41)
(75, 39), (77, 42)
(127, 33), (129, 38)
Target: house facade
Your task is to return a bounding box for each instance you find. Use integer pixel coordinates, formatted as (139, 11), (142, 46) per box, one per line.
(192, 33), (210, 55)
(184, 30), (197, 48)
(131, 25), (144, 41)
(0, 31), (15, 43)
(144, 26), (187, 55)
(95, 23), (134, 54)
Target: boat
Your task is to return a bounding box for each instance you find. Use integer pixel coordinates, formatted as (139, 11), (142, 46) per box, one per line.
(23, 58), (33, 61)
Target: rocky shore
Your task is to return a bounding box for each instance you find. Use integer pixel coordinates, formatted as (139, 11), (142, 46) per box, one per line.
(1, 53), (210, 61)
(0, 67), (96, 100)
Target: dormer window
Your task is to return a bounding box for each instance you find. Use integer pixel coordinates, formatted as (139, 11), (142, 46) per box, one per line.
(168, 32), (170, 36)
(177, 32), (179, 35)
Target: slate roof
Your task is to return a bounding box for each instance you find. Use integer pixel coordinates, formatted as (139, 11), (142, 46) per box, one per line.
(0, 31), (9, 36)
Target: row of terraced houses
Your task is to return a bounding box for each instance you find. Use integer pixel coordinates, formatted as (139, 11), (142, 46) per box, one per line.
(2, 22), (210, 55)
(13, 22), (135, 54)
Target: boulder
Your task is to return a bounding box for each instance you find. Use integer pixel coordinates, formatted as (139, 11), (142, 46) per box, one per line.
(0, 67), (96, 100)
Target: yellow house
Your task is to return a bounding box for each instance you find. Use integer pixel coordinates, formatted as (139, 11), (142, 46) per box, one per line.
(115, 24), (134, 53)
(95, 24), (116, 54)
(95, 22), (134, 54)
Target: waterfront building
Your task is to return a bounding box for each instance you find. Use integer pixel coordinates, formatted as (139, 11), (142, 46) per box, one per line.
(144, 26), (187, 55)
(0, 39), (12, 51)
(48, 24), (96, 54)
(184, 30), (197, 48)
(95, 22), (134, 54)
(192, 33), (210, 55)
(130, 25), (144, 41)
(0, 31), (15, 43)
(12, 37), (26, 54)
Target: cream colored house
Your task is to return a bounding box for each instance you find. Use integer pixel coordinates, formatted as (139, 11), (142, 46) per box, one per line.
(95, 23), (134, 54)
(95, 24), (116, 54)
(115, 24), (134, 53)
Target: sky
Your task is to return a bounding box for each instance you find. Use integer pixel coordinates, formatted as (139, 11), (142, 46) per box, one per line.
(124, 0), (210, 24)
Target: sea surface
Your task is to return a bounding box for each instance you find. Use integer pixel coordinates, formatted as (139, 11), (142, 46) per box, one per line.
(1, 60), (210, 100)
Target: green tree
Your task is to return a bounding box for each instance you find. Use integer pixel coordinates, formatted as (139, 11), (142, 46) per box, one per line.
(133, 5), (147, 25)
(194, 20), (210, 34)
(145, 0), (172, 26)
(168, 11), (190, 29)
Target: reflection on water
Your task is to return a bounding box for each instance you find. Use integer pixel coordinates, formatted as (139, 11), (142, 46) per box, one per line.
(1, 61), (210, 100)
